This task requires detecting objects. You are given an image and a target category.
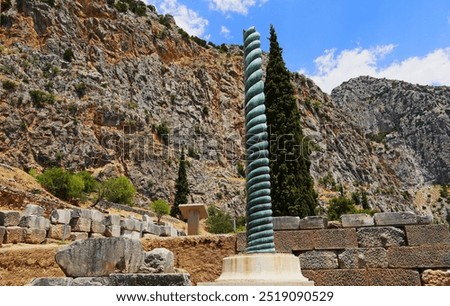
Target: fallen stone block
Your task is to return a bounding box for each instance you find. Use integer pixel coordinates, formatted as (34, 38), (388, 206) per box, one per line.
(19, 215), (50, 230)
(48, 224), (71, 240)
(405, 224), (450, 246)
(50, 209), (71, 224)
(388, 245), (450, 268)
(70, 217), (91, 232)
(299, 216), (328, 229)
(0, 211), (21, 226)
(90, 210), (105, 223)
(341, 214), (374, 228)
(55, 237), (144, 277)
(25, 228), (47, 244)
(70, 232), (89, 241)
(299, 251), (338, 270)
(29, 278), (74, 286)
(104, 214), (121, 226)
(421, 269), (450, 286)
(0, 226), (5, 245)
(357, 227), (405, 248)
(104, 225), (121, 237)
(314, 228), (358, 250)
(121, 230), (141, 240)
(139, 248), (175, 273)
(272, 216), (300, 230)
(4, 226), (26, 244)
(374, 212), (417, 226)
(23, 204), (45, 217)
(338, 248), (388, 269)
(91, 221), (106, 234)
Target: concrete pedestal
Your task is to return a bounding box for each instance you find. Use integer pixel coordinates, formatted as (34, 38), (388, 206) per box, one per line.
(199, 253), (314, 286)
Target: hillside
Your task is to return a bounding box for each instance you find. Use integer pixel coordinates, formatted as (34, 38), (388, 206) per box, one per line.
(0, 0), (449, 224)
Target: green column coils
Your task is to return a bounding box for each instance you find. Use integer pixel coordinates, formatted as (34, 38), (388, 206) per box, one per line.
(243, 27), (275, 253)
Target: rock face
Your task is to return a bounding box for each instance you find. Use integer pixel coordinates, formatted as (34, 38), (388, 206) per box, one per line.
(55, 237), (144, 277)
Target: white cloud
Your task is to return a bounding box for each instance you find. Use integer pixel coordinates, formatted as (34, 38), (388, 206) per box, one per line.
(220, 25), (231, 38)
(150, 0), (209, 37)
(303, 46), (450, 93)
(208, 0), (267, 15)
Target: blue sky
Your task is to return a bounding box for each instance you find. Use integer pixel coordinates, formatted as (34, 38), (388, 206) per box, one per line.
(146, 0), (450, 92)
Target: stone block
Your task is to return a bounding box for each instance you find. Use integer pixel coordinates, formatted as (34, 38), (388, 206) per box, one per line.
(314, 228), (358, 250)
(366, 269), (421, 286)
(421, 269), (450, 286)
(71, 277), (112, 286)
(160, 225), (177, 237)
(133, 220), (143, 232)
(55, 237), (144, 277)
(272, 216), (300, 230)
(388, 245), (450, 268)
(405, 224), (450, 246)
(338, 248), (388, 269)
(0, 211), (21, 226)
(23, 204), (45, 217)
(71, 208), (92, 219)
(25, 228), (47, 244)
(357, 226), (405, 248)
(274, 230), (315, 252)
(417, 215), (433, 225)
(29, 278), (74, 286)
(120, 219), (135, 231)
(104, 214), (121, 226)
(104, 225), (121, 237)
(139, 248), (175, 273)
(144, 222), (163, 236)
(50, 209), (71, 224)
(110, 274), (191, 286)
(89, 233), (105, 239)
(4, 226), (25, 244)
(0, 226), (5, 245)
(48, 224), (71, 240)
(374, 212), (417, 226)
(70, 217), (91, 232)
(341, 214), (374, 228)
(299, 216), (328, 229)
(302, 269), (368, 286)
(19, 215), (50, 230)
(121, 230), (141, 240)
(299, 251), (338, 269)
(90, 210), (104, 222)
(142, 215), (153, 222)
(236, 232), (246, 252)
(70, 232), (89, 241)
(91, 221), (106, 234)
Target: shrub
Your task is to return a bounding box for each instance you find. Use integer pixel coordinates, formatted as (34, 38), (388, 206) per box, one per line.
(1, 0), (12, 11)
(327, 196), (357, 221)
(37, 167), (72, 201)
(236, 162), (245, 177)
(101, 176), (136, 206)
(191, 36), (208, 48)
(29, 90), (56, 106)
(74, 82), (87, 98)
(151, 199), (170, 223)
(63, 48), (74, 62)
(156, 122), (170, 144)
(42, 0), (55, 7)
(2, 79), (17, 91)
(75, 171), (97, 193)
(67, 174), (85, 200)
(205, 205), (233, 234)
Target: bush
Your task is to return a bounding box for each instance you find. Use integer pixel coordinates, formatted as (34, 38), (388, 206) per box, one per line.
(101, 176), (136, 206)
(236, 162), (245, 177)
(74, 82), (87, 98)
(205, 205), (233, 234)
(42, 0), (55, 7)
(1, 0), (12, 11)
(75, 171), (97, 193)
(156, 122), (170, 144)
(327, 196), (357, 221)
(63, 48), (74, 62)
(2, 79), (17, 91)
(115, 1), (128, 13)
(29, 90), (56, 106)
(151, 199), (170, 223)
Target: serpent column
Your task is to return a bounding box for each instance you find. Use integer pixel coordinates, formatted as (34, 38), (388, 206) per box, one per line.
(243, 27), (276, 254)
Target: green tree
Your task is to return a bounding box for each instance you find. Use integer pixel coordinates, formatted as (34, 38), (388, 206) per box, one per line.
(151, 199), (170, 224)
(171, 149), (189, 218)
(205, 205), (234, 234)
(264, 25), (318, 217)
(327, 196), (357, 221)
(101, 176), (136, 206)
(37, 167), (72, 200)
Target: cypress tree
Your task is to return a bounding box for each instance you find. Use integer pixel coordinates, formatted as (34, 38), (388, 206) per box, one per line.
(171, 148), (189, 218)
(264, 25), (318, 217)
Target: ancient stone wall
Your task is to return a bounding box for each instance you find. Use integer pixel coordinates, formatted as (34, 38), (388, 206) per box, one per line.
(238, 213), (450, 285)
